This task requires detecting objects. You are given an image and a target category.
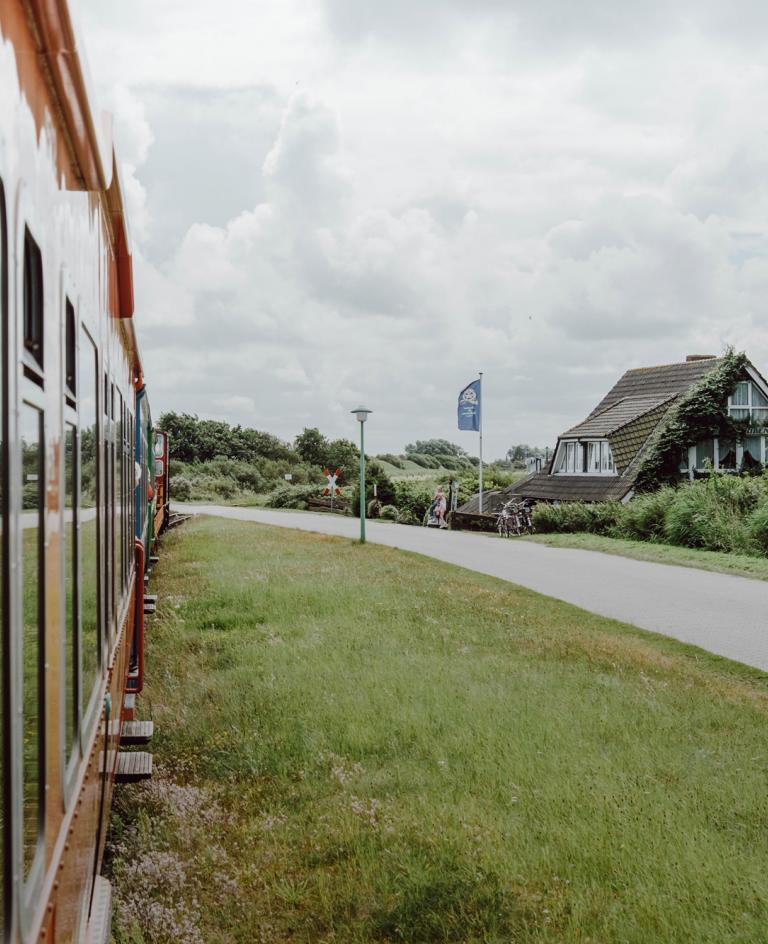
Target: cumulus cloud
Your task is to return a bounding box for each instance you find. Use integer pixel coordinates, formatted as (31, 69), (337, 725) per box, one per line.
(77, 0), (768, 455)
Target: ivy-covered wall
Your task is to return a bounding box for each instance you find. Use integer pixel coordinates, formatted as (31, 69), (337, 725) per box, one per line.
(634, 350), (751, 492)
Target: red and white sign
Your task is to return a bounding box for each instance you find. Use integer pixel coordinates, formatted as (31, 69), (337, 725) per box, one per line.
(322, 467), (342, 496)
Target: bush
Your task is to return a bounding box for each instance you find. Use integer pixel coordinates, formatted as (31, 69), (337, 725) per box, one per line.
(533, 502), (621, 535)
(397, 509), (420, 526)
(170, 475), (194, 501)
(393, 481), (434, 521)
(350, 462), (396, 517)
(266, 484), (322, 509)
(377, 453), (405, 469)
(379, 505), (399, 521)
(663, 477), (752, 552)
(617, 488), (676, 541)
(747, 503), (768, 554)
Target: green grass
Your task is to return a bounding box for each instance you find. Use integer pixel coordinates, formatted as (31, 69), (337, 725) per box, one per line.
(109, 517), (768, 943)
(526, 532), (768, 581)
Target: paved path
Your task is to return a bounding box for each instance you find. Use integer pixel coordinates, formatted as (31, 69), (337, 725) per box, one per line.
(177, 504), (768, 672)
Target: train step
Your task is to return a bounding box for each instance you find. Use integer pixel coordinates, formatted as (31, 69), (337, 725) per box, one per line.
(123, 693), (136, 720)
(121, 719), (154, 745)
(167, 514), (191, 530)
(144, 600), (156, 615)
(86, 876), (113, 944)
(150, 555), (160, 564)
(115, 751), (153, 783)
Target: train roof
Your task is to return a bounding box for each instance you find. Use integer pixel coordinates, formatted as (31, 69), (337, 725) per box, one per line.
(2, 0), (141, 376)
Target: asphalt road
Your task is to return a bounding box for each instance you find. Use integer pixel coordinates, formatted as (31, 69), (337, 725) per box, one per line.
(177, 503), (768, 672)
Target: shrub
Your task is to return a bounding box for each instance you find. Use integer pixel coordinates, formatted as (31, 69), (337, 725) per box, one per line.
(746, 503), (768, 554)
(377, 453), (405, 469)
(663, 476), (752, 552)
(169, 475), (194, 502)
(397, 509), (420, 526)
(367, 499), (382, 518)
(266, 484), (322, 509)
(379, 505), (399, 521)
(617, 487), (676, 541)
(350, 462), (396, 517)
(533, 502), (620, 535)
(393, 481), (433, 520)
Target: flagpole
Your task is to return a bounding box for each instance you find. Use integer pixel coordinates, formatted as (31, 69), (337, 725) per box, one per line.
(478, 371), (484, 514)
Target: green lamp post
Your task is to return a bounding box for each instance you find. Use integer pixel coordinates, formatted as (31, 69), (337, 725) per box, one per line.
(351, 406), (372, 543)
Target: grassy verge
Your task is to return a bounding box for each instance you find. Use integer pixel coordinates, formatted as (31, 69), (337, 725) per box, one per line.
(526, 532), (768, 581)
(108, 517), (768, 944)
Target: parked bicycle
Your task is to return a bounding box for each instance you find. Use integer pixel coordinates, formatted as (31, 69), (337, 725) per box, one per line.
(496, 499), (535, 537)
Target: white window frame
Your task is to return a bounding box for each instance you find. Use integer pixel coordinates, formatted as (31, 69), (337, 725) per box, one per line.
(727, 379), (768, 424)
(553, 439), (616, 476)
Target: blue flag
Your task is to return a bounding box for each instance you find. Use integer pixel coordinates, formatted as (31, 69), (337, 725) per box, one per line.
(458, 379), (481, 431)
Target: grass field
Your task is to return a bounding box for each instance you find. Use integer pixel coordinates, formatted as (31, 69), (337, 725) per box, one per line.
(527, 532), (768, 581)
(108, 517), (768, 943)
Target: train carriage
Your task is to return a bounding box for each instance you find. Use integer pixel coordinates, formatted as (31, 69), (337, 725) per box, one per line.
(0, 2), (157, 941)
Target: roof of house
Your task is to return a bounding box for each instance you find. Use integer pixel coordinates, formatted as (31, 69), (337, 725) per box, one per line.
(562, 394), (675, 438)
(583, 358), (723, 425)
(502, 472), (632, 503)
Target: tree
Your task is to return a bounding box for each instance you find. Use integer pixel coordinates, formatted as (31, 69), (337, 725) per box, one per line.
(295, 427), (329, 467)
(325, 438), (359, 476)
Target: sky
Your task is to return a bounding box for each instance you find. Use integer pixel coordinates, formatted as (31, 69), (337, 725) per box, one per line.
(75, 0), (768, 460)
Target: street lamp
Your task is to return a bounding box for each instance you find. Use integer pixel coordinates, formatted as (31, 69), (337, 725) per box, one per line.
(351, 406), (372, 543)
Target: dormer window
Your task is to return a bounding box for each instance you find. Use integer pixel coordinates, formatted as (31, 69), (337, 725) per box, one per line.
(553, 439), (616, 475)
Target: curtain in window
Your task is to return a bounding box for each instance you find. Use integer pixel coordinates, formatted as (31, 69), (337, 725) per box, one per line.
(731, 382), (749, 405)
(743, 436), (762, 465)
(718, 439), (736, 470)
(696, 439), (714, 469)
(600, 442), (615, 472)
(586, 442), (599, 472)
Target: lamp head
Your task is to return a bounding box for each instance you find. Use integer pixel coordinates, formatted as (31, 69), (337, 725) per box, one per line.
(351, 406), (372, 424)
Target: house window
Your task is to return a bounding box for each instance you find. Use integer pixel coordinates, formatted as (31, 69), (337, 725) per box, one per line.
(554, 440), (615, 475)
(696, 439), (715, 469)
(743, 436), (763, 468)
(728, 381), (768, 423)
(718, 439), (737, 470)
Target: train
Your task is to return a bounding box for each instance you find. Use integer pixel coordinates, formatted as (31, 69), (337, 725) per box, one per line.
(0, 2), (168, 941)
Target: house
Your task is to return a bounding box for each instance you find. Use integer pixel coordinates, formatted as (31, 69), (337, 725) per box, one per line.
(499, 352), (768, 505)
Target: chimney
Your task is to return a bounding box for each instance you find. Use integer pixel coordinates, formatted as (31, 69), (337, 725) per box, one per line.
(686, 354), (716, 362)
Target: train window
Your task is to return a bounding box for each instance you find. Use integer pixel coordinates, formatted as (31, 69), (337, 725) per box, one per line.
(23, 229), (43, 372)
(65, 299), (75, 398)
(0, 177), (7, 934)
(20, 403), (45, 877)
(114, 386), (121, 609)
(118, 394), (125, 592)
(103, 374), (112, 641)
(63, 425), (77, 760)
(79, 330), (99, 707)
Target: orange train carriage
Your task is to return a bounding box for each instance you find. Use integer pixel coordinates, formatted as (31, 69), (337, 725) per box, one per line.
(0, 2), (161, 941)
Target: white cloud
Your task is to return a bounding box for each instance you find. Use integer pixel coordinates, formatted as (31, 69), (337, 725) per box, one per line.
(75, 0), (768, 456)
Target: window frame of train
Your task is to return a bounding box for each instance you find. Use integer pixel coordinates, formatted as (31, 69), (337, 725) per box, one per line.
(79, 326), (102, 742)
(0, 176), (10, 942)
(61, 290), (80, 805)
(15, 213), (47, 929)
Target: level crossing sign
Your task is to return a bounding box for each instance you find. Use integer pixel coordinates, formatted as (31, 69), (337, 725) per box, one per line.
(323, 468), (342, 496)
